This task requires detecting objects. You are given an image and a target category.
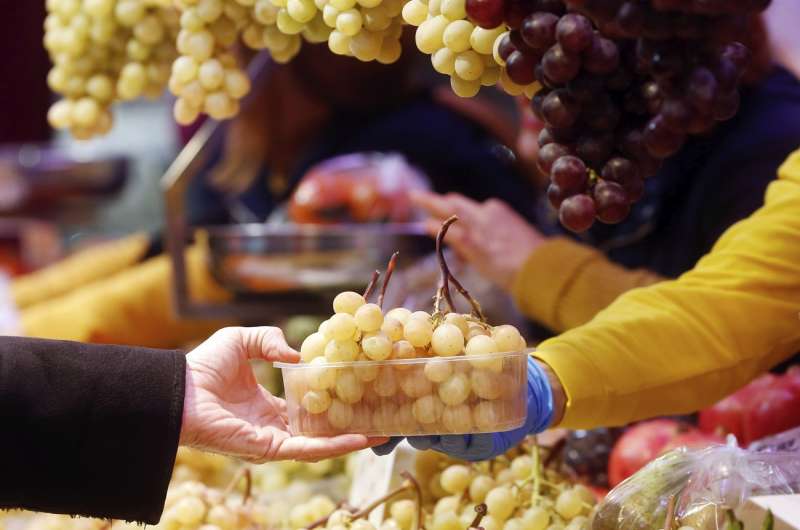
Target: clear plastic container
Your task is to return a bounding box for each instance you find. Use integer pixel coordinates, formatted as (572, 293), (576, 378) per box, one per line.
(275, 350), (530, 437)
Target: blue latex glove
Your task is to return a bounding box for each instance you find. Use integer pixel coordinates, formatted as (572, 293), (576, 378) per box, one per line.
(373, 356), (554, 460)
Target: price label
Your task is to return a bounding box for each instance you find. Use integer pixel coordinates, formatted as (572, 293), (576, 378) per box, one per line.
(348, 442), (418, 527)
(348, 449), (396, 526)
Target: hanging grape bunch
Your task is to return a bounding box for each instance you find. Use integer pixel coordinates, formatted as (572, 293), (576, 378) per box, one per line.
(467, 0), (770, 232)
(45, 0), (181, 139)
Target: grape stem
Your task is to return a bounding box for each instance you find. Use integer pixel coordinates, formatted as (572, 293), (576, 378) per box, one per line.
(663, 494), (677, 530)
(378, 252), (400, 309)
(468, 503), (488, 530)
(531, 437), (541, 505)
(364, 270), (381, 300)
(434, 216), (457, 315)
(306, 474), (421, 530)
(222, 466), (252, 504)
(401, 471), (425, 530)
(433, 216), (486, 322)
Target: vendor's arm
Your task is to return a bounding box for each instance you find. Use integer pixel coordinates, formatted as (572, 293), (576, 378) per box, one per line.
(536, 150), (800, 429)
(510, 238), (663, 332)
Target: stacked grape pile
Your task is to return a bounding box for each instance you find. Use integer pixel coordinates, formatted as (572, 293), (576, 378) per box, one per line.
(409, 448), (597, 530)
(466, 0), (769, 231)
(45, 0), (180, 138)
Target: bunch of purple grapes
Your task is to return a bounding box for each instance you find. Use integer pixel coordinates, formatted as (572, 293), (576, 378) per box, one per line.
(465, 0), (770, 232)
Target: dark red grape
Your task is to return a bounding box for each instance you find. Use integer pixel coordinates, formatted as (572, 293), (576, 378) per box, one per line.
(531, 89), (548, 120)
(510, 29), (538, 54)
(567, 73), (604, 102)
(660, 98), (692, 131)
(537, 142), (572, 174)
(497, 32), (517, 62)
(643, 115), (686, 158)
(602, 157), (644, 202)
(583, 35), (620, 75)
(593, 180), (630, 224)
(559, 194), (596, 232)
(504, 0), (537, 29)
(714, 57), (741, 92)
(538, 127), (555, 147)
(546, 183), (569, 209)
(620, 127), (663, 177)
(520, 12), (559, 49)
(576, 133), (615, 166)
(722, 41), (750, 70)
(541, 89), (581, 129)
(542, 44), (582, 84)
(466, 0), (506, 29)
(506, 51), (539, 85)
(551, 155), (588, 193)
(556, 13), (594, 54)
(687, 67), (718, 109)
(583, 96), (620, 131)
(686, 110), (715, 134)
(615, 2), (645, 37)
(712, 90), (740, 121)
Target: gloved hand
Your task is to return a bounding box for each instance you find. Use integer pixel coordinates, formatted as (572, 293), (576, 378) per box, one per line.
(373, 356), (555, 461)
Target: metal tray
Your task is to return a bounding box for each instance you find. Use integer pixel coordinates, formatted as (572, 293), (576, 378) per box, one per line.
(206, 222), (435, 294)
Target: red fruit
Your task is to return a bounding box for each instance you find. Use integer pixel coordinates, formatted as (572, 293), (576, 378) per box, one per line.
(699, 393), (745, 440)
(658, 430), (723, 455)
(608, 419), (690, 487)
(465, 0), (506, 29)
(742, 386), (800, 445)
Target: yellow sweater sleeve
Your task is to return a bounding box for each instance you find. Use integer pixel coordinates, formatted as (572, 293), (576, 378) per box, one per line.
(535, 149), (800, 429)
(511, 238), (663, 332)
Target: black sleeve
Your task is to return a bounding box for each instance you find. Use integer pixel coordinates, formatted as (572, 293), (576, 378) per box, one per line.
(0, 337), (186, 524)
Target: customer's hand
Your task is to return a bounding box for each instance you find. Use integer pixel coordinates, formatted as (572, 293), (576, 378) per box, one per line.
(181, 327), (386, 462)
(412, 191), (545, 291)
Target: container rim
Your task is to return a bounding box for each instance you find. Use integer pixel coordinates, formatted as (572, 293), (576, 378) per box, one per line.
(274, 348), (535, 369)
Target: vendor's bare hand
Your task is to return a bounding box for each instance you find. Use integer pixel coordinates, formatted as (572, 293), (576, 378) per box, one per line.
(412, 191), (545, 291)
(181, 326), (386, 462)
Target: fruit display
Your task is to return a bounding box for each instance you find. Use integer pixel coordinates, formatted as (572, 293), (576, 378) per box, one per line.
(699, 367), (800, 447)
(277, 217), (530, 436)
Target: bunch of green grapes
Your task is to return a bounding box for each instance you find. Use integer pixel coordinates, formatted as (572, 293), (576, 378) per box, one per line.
(290, 288), (529, 436)
(318, 0), (404, 63)
(169, 0), (261, 124)
(410, 451), (597, 530)
(44, 0), (180, 139)
(400, 0), (507, 97)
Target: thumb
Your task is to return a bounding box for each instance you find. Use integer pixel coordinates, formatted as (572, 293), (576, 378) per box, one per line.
(239, 326), (300, 363)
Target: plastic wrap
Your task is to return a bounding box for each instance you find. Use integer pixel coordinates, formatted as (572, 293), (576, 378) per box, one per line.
(591, 443), (800, 530)
(287, 152), (430, 224)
